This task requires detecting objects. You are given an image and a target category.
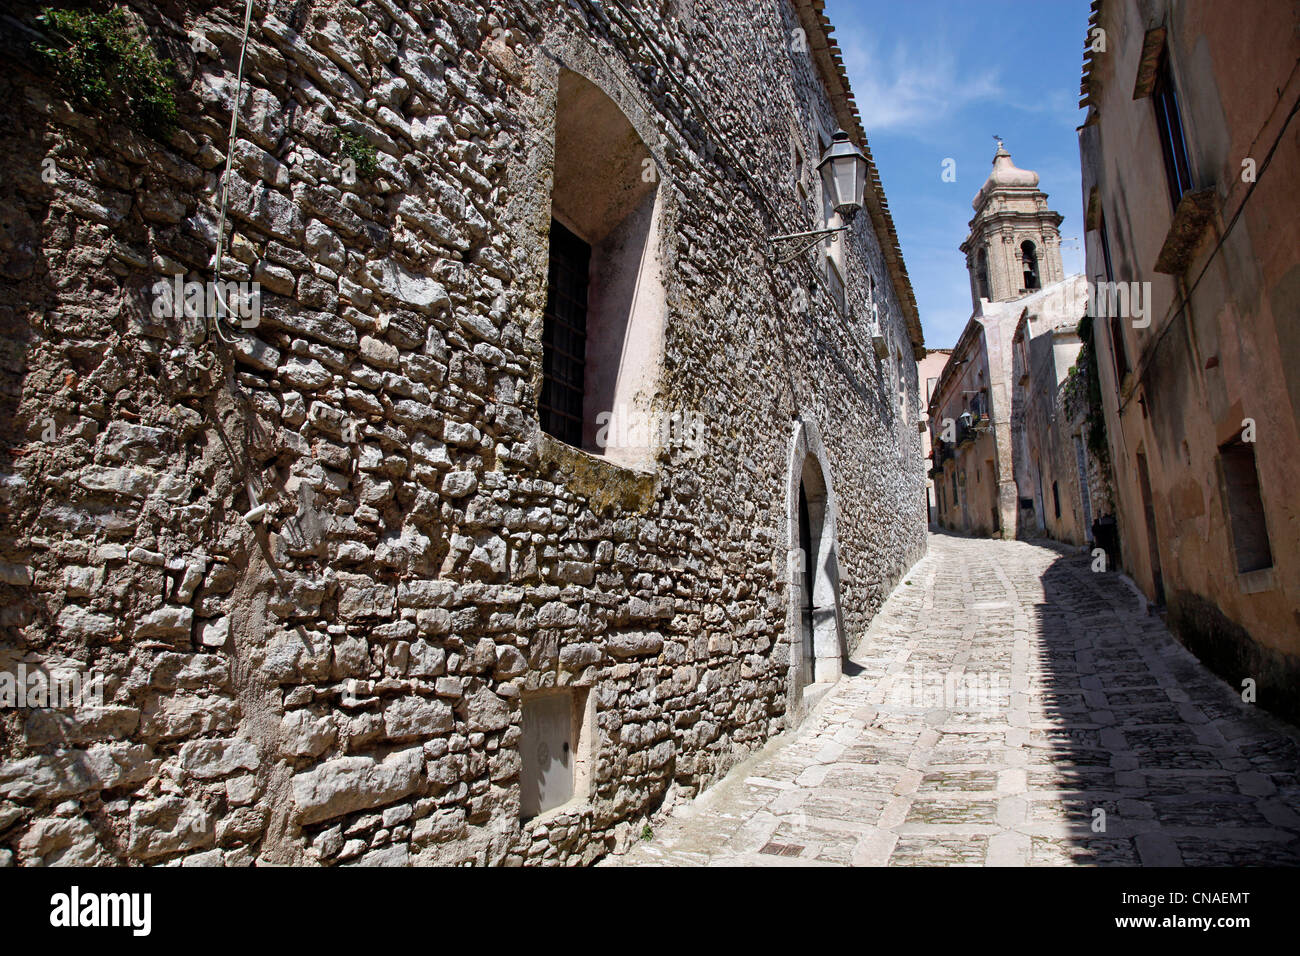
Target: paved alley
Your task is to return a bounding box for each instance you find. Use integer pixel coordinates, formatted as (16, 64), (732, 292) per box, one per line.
(609, 533), (1300, 866)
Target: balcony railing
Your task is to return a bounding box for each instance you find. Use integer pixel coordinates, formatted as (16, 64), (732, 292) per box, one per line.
(930, 439), (955, 477)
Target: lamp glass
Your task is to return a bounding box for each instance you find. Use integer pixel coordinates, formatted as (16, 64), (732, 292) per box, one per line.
(817, 129), (868, 215)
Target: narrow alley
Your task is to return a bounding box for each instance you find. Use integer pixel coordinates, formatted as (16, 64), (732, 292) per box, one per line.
(610, 533), (1300, 867)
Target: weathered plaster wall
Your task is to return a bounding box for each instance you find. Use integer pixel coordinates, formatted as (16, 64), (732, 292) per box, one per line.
(1008, 275), (1096, 548)
(1020, 333), (1088, 547)
(1080, 0), (1300, 723)
(916, 349), (951, 522)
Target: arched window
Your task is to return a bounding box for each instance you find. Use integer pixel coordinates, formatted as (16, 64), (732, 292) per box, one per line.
(1021, 240), (1041, 290)
(540, 70), (665, 465)
(976, 248), (990, 301)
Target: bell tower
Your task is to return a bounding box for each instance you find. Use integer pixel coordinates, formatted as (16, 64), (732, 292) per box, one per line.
(960, 142), (1064, 310)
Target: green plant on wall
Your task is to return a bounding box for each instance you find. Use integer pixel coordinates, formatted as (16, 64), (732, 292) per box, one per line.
(36, 5), (178, 138)
(338, 129), (379, 182)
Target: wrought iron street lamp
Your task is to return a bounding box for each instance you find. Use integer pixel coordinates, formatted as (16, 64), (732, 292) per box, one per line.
(769, 129), (869, 263)
(818, 128), (869, 216)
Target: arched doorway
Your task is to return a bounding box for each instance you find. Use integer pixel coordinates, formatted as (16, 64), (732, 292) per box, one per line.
(786, 420), (845, 717)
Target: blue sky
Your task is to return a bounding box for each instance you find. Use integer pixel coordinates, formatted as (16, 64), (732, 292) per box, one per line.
(823, 0), (1093, 349)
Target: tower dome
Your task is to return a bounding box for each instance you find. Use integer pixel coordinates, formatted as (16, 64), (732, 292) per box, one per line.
(972, 144), (1040, 209)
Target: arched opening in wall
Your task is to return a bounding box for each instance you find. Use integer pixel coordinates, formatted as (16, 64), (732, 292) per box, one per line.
(793, 453), (844, 695)
(540, 69), (666, 467)
(976, 248), (990, 301)
(1021, 240), (1041, 291)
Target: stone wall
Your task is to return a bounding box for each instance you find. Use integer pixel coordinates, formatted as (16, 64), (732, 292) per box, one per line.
(0, 0), (925, 866)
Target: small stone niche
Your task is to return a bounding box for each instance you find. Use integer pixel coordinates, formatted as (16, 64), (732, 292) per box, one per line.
(520, 686), (593, 820)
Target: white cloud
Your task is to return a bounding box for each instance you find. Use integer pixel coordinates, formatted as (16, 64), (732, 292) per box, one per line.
(841, 37), (1003, 133)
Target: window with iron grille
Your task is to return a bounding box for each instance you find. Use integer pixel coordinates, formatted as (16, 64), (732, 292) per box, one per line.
(544, 69), (664, 462)
(540, 219), (590, 447)
(1152, 51), (1194, 210)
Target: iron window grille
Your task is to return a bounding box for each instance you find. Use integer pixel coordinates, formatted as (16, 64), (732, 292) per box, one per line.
(540, 219), (591, 447)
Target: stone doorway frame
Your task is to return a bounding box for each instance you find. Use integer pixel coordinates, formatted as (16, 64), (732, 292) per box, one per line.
(785, 418), (846, 721)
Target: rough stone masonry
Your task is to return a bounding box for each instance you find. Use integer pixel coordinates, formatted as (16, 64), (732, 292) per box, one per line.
(0, 0), (926, 865)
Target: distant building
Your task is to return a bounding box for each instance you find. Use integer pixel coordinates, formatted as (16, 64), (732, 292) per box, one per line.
(1010, 302), (1111, 547)
(917, 348), (952, 524)
(1079, 0), (1300, 721)
(929, 146), (1096, 541)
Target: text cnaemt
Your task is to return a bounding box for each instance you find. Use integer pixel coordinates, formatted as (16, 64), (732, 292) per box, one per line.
(1122, 892), (1251, 907)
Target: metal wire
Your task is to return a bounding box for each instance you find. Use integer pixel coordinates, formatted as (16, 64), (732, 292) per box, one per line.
(209, 0), (256, 346)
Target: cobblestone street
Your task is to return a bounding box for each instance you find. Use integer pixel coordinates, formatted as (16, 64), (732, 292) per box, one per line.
(610, 533), (1300, 867)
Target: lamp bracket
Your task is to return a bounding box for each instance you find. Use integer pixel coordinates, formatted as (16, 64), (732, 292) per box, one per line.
(767, 225), (849, 264)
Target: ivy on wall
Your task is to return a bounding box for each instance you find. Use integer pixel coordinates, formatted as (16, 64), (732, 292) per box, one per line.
(36, 5), (178, 138)
(337, 130), (380, 181)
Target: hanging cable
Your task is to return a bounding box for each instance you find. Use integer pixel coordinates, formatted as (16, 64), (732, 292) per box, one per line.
(202, 0), (269, 524)
(209, 0), (256, 345)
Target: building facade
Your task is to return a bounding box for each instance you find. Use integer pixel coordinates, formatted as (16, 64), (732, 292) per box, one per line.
(1010, 303), (1111, 547)
(930, 315), (1001, 536)
(929, 146), (1094, 542)
(1078, 0), (1300, 722)
(917, 348), (952, 524)
(0, 0), (931, 868)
